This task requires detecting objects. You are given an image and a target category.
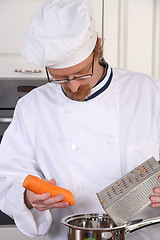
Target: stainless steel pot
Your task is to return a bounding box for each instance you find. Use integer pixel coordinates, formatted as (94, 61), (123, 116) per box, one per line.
(61, 213), (160, 240)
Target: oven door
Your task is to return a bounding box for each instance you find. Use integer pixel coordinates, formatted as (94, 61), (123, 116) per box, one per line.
(0, 116), (44, 238)
(0, 111), (13, 142)
(0, 78), (46, 226)
(0, 110), (15, 225)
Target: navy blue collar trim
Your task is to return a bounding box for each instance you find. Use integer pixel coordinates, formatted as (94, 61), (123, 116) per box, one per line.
(94, 62), (109, 87)
(85, 68), (113, 101)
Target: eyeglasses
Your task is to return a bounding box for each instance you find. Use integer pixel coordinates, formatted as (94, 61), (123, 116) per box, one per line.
(45, 56), (94, 84)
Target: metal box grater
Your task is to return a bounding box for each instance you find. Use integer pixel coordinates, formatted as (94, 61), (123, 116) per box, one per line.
(97, 157), (160, 226)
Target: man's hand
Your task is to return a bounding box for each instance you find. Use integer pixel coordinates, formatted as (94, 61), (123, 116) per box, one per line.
(24, 179), (68, 211)
(150, 176), (160, 208)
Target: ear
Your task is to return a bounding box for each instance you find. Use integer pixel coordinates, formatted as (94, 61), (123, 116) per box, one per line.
(93, 37), (103, 60)
(97, 38), (102, 48)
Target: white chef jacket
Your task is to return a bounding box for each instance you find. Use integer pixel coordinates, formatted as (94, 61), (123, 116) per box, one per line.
(0, 66), (160, 240)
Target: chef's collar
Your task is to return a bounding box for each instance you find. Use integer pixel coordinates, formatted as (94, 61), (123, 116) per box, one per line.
(85, 59), (113, 101)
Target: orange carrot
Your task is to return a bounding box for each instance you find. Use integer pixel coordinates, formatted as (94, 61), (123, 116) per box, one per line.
(22, 174), (75, 206)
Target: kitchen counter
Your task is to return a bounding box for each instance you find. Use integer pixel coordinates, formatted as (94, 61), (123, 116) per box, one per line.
(0, 54), (46, 79)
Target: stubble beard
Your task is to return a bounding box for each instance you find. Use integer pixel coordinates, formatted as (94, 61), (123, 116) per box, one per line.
(63, 84), (91, 101)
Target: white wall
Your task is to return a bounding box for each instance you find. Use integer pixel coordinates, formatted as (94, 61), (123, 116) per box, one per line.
(0, 0), (46, 54)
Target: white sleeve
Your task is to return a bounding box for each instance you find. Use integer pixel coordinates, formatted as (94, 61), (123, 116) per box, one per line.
(0, 99), (52, 237)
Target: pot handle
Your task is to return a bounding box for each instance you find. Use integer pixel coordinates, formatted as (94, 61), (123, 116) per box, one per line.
(126, 217), (160, 233)
(0, 118), (12, 123)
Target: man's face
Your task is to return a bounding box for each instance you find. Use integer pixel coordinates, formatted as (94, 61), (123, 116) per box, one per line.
(47, 54), (95, 101)
(62, 83), (91, 101)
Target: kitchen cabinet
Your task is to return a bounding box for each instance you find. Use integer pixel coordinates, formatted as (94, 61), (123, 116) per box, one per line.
(1, 0), (160, 79)
(103, 0), (160, 79)
(92, 0), (103, 36)
(0, 225), (43, 240)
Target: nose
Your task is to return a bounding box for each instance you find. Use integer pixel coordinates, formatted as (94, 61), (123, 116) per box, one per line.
(67, 80), (80, 92)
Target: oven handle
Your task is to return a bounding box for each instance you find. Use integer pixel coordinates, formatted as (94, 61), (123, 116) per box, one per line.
(0, 118), (13, 123)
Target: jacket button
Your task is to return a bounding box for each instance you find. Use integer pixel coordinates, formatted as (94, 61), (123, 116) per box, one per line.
(107, 138), (116, 146)
(64, 107), (72, 113)
(78, 183), (84, 188)
(70, 144), (77, 151)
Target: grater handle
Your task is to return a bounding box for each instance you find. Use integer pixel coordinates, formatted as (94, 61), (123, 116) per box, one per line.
(126, 216), (160, 233)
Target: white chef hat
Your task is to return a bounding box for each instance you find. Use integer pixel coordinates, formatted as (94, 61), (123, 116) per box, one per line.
(22, 0), (97, 69)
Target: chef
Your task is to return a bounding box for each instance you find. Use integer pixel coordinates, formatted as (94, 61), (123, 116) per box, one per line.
(0, 0), (160, 239)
